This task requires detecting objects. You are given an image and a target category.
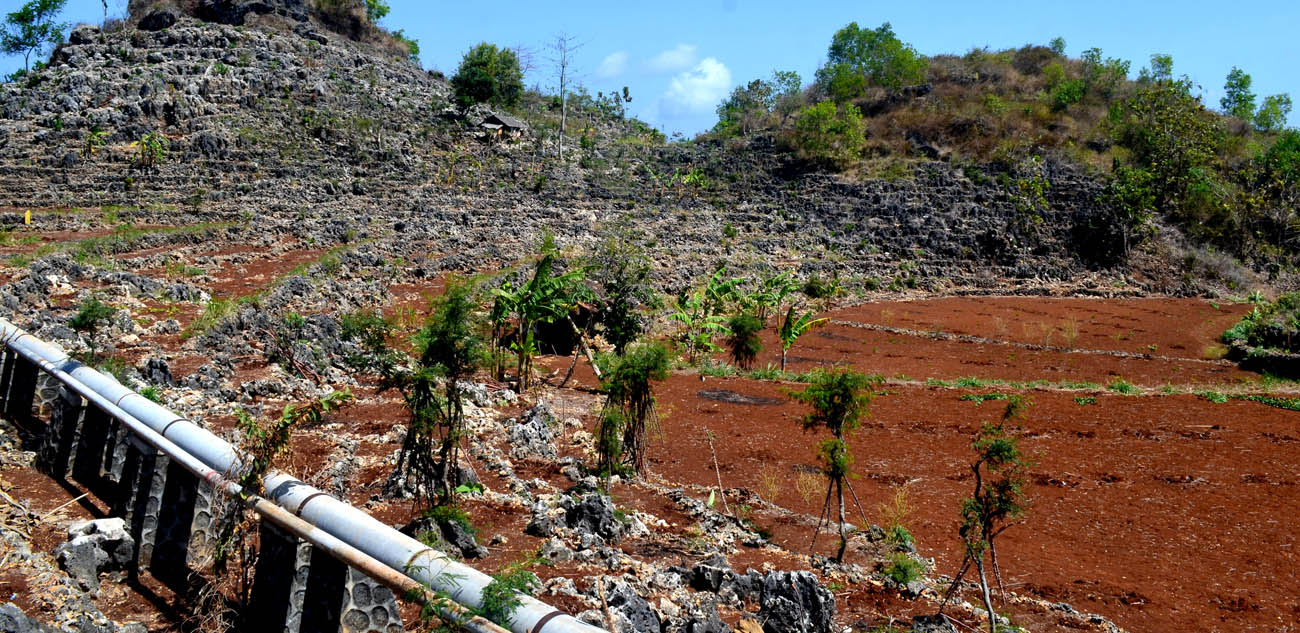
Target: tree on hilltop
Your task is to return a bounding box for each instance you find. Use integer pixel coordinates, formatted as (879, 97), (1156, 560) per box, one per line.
(452, 42), (524, 108)
(1221, 66), (1256, 120)
(815, 21), (927, 98)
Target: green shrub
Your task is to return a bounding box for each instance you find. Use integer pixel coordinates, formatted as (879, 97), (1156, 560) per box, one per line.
(69, 297), (117, 340)
(132, 131), (168, 167)
(1050, 79), (1085, 111)
(790, 100), (865, 169)
(802, 273), (842, 299)
(597, 342), (671, 477)
(886, 524), (914, 547)
(882, 552), (923, 585)
(1221, 291), (1300, 353)
(1107, 378), (1139, 395)
(478, 563), (539, 626)
(425, 504), (476, 538)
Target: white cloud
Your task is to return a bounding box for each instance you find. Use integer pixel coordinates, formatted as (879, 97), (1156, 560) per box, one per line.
(661, 57), (732, 116)
(595, 51), (628, 79)
(646, 44), (698, 74)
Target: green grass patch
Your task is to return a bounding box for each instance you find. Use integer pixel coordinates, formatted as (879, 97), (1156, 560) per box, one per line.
(960, 393), (1011, 404)
(1195, 391), (1300, 411)
(1107, 378), (1140, 395)
(1236, 394), (1300, 411)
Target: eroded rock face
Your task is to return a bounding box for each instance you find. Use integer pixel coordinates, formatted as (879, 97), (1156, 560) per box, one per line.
(194, 0), (309, 25)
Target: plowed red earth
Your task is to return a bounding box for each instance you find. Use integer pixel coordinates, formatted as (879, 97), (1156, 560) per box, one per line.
(639, 297), (1298, 633)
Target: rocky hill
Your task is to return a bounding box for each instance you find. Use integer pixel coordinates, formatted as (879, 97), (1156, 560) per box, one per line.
(0, 8), (1265, 297)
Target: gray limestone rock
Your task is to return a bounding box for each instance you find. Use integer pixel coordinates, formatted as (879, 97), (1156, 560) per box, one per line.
(509, 402), (556, 459)
(757, 571), (835, 633)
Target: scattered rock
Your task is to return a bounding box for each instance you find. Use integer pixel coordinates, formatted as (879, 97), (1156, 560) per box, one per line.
(537, 537), (573, 564)
(604, 580), (661, 633)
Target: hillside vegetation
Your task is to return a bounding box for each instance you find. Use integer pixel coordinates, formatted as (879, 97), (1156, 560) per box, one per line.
(709, 23), (1299, 276)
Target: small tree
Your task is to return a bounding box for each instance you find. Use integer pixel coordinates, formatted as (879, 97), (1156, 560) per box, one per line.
(1255, 94), (1293, 132)
(1221, 66), (1256, 120)
(1, 0), (67, 74)
(547, 33), (583, 161)
(384, 280), (483, 507)
(69, 296), (116, 361)
(214, 390), (353, 574)
(1080, 47), (1130, 101)
(594, 342), (669, 479)
(939, 398), (1033, 633)
(585, 231), (657, 354)
(363, 0), (389, 23)
(777, 306), (827, 372)
(451, 42), (523, 107)
(726, 312), (763, 370)
(669, 288), (728, 363)
(1048, 36), (1066, 56)
(789, 369), (882, 562)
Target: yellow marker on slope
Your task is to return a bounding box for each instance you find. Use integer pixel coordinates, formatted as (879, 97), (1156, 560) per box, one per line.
(24, 210), (31, 225)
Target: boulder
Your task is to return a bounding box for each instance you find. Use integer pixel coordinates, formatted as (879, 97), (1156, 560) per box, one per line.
(54, 518), (135, 592)
(138, 8), (178, 31)
(508, 402), (556, 459)
(604, 581), (661, 633)
(141, 357), (173, 386)
(525, 499), (561, 537)
(757, 571), (835, 633)
(437, 516), (487, 559)
(565, 493), (624, 543)
(690, 553), (732, 592)
(0, 603), (58, 633)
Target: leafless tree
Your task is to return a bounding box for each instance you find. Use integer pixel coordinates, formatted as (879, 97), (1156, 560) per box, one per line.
(547, 33), (585, 161)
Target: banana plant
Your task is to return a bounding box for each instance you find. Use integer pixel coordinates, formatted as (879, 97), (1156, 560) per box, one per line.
(669, 288), (729, 363)
(491, 243), (589, 390)
(702, 267), (744, 317)
(778, 305), (828, 371)
(744, 271), (799, 324)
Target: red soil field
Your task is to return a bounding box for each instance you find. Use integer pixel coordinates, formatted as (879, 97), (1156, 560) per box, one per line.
(642, 297), (1300, 633)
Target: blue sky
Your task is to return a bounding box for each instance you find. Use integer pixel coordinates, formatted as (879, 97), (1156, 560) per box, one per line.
(3, 0), (1297, 136)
